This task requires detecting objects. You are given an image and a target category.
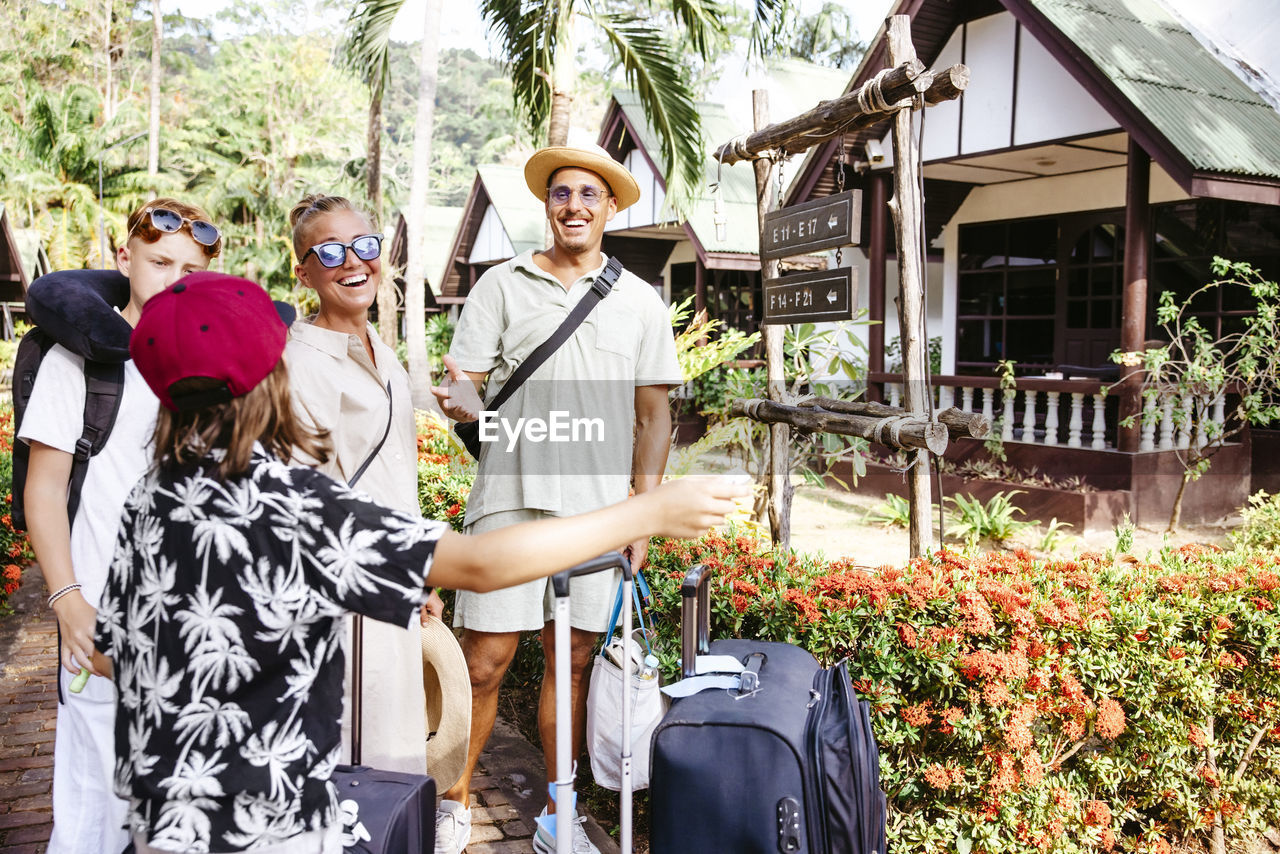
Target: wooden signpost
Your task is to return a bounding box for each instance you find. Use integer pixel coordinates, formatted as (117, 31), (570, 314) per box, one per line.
(762, 267), (855, 325)
(761, 189), (861, 260)
(715, 15), (973, 557)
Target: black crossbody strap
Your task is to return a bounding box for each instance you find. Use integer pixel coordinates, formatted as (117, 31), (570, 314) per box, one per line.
(347, 380), (393, 489)
(486, 256), (622, 411)
(347, 379), (394, 764)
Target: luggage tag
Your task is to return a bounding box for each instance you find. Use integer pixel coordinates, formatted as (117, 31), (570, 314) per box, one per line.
(661, 655), (746, 699)
(337, 799), (371, 847)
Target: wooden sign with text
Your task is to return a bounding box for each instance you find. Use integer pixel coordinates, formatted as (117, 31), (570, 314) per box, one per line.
(760, 190), (861, 260)
(762, 267), (856, 325)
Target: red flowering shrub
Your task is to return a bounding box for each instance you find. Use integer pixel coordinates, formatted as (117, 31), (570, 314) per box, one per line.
(414, 411), (475, 533)
(645, 531), (1280, 853)
(0, 405), (34, 610)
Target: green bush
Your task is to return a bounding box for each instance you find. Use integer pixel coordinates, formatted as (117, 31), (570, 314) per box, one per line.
(945, 490), (1034, 547)
(1233, 491), (1280, 552)
(643, 532), (1280, 853)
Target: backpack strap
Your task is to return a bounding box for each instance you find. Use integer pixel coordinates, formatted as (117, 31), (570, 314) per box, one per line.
(66, 360), (126, 524)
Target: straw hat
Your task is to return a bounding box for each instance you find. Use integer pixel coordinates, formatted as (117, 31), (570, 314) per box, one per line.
(523, 143), (641, 211)
(421, 616), (471, 792)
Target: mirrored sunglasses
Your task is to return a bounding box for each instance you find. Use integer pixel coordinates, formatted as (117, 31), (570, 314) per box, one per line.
(131, 207), (222, 247)
(302, 234), (384, 268)
(548, 184), (607, 207)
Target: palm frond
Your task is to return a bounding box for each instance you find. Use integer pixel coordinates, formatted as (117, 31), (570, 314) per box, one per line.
(749, 0), (792, 60)
(660, 0), (729, 61)
(340, 0), (403, 92)
(484, 0), (563, 137)
(594, 13), (703, 217)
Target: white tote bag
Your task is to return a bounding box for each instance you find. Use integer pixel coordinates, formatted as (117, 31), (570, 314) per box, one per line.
(586, 578), (666, 791)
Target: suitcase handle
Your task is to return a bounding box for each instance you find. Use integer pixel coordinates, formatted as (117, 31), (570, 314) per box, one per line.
(680, 564), (713, 677)
(552, 550), (631, 598)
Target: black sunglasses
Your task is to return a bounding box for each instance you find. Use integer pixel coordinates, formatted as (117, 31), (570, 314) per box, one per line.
(302, 234), (384, 268)
(131, 207), (222, 247)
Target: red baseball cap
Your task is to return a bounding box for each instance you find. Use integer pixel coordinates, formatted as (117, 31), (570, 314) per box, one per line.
(130, 271), (294, 412)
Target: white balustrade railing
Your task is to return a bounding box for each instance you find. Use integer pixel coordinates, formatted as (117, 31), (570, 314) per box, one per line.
(874, 380), (1229, 454)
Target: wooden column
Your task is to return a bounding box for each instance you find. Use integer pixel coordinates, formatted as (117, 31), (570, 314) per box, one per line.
(1119, 140), (1151, 452)
(753, 90), (792, 549)
(885, 15), (932, 557)
(694, 260), (706, 317)
(868, 171), (889, 403)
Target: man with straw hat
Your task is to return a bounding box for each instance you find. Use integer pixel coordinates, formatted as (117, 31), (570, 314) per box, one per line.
(431, 143), (682, 854)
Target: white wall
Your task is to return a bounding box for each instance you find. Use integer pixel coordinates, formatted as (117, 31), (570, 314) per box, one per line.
(468, 205), (515, 264)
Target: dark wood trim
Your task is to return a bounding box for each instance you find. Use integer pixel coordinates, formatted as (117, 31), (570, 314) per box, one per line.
(922, 129), (1130, 164)
(681, 221), (707, 268)
(1000, 0), (1197, 196)
(694, 260), (706, 317)
(1188, 173), (1280, 205)
(1118, 140), (1151, 452)
(442, 172), (489, 298)
(1009, 21), (1019, 150)
(704, 252), (761, 271)
(869, 371), (1105, 395)
(868, 173), (888, 403)
(606, 105), (668, 196)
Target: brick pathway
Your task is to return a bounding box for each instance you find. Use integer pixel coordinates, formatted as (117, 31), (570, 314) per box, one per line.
(0, 566), (616, 854)
(0, 567), (57, 854)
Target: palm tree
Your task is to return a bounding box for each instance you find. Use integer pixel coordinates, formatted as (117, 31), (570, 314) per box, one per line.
(341, 0), (402, 348)
(0, 83), (148, 268)
(146, 0), (161, 192)
(343, 0), (792, 403)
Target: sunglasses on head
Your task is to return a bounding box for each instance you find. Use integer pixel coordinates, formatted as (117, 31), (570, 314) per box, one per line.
(131, 207), (221, 247)
(301, 234), (384, 268)
(547, 184), (608, 207)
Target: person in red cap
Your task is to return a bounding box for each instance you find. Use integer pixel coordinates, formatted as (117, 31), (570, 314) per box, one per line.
(20, 198), (222, 854)
(88, 271), (745, 854)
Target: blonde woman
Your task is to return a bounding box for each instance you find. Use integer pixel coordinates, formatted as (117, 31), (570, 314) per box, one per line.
(286, 193), (444, 774)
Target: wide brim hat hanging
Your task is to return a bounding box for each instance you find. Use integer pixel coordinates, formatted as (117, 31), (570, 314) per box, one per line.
(421, 616), (471, 792)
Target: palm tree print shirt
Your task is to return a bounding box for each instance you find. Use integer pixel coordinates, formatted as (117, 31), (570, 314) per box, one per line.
(94, 449), (439, 852)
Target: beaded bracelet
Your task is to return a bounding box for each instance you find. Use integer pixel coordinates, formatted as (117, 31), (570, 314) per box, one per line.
(47, 583), (82, 608)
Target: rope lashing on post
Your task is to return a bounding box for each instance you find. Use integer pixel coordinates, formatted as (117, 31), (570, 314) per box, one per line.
(854, 67), (904, 115)
(871, 413), (925, 448)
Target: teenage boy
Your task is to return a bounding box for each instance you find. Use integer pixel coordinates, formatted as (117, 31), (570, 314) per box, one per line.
(431, 143), (682, 854)
(20, 200), (222, 854)
(90, 271), (741, 853)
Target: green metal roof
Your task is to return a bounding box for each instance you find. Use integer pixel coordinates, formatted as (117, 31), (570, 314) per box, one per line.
(476, 164), (546, 257)
(422, 205), (463, 293)
(1028, 0), (1280, 178)
(613, 59), (849, 255)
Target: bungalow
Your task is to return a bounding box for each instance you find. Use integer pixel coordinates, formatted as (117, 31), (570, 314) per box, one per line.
(0, 203), (50, 338)
(782, 0), (1280, 527)
(439, 58), (849, 332)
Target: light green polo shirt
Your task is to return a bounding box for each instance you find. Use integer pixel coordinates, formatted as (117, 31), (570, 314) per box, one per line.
(449, 250), (683, 525)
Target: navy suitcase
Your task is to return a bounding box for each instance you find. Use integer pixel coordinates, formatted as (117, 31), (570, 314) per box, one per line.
(333, 615), (436, 853)
(649, 565), (888, 854)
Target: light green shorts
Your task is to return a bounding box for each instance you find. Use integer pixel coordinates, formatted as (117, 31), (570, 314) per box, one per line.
(452, 508), (621, 634)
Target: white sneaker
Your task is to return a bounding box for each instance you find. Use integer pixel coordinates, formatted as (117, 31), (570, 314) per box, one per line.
(434, 799), (471, 854)
(532, 807), (600, 854)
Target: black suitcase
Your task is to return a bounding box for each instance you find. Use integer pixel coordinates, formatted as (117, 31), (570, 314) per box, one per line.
(332, 615), (436, 853)
(649, 564), (888, 854)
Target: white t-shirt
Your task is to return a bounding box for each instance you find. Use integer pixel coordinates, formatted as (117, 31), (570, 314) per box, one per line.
(18, 344), (159, 608)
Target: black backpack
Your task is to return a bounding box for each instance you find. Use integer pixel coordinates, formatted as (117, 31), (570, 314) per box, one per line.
(11, 270), (132, 531)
